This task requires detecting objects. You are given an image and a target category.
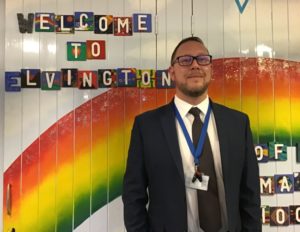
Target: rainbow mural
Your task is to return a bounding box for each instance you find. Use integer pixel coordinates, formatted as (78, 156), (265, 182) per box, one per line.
(3, 58), (300, 231)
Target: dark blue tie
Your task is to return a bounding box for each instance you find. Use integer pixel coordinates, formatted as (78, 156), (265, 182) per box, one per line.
(189, 107), (221, 232)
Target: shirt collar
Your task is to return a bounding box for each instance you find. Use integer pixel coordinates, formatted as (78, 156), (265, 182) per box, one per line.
(174, 95), (209, 118)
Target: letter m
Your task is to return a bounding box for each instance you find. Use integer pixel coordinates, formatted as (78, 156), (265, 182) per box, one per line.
(17, 13), (34, 33)
(260, 177), (273, 194)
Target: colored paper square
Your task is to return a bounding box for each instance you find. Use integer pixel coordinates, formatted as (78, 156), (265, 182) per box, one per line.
(67, 42), (86, 61)
(78, 71), (98, 89)
(117, 68), (137, 87)
(137, 70), (155, 88)
(35, 13), (55, 32)
(133, 13), (152, 32)
(41, 71), (61, 90)
(86, 40), (106, 59)
(255, 144), (269, 162)
(156, 70), (174, 88)
(98, 69), (117, 87)
(268, 142), (287, 161)
(17, 13), (34, 33)
(294, 172), (300, 191)
(61, 69), (78, 87)
(289, 205), (300, 224)
(5, 72), (21, 92)
(55, 15), (74, 33)
(94, 15), (113, 34)
(21, 69), (41, 88)
(274, 174), (294, 193)
(74, 12), (94, 31)
(261, 205), (270, 224)
(114, 17), (132, 36)
(260, 176), (274, 195)
(270, 207), (290, 226)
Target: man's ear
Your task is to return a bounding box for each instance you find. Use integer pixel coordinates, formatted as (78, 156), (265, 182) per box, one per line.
(168, 66), (175, 81)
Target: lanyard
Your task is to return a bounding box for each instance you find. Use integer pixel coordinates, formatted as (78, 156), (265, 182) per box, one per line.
(174, 103), (212, 165)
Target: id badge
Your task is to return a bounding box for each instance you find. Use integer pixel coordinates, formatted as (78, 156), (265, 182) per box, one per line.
(185, 173), (209, 191)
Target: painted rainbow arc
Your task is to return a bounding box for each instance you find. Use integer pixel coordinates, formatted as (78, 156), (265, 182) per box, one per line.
(3, 58), (300, 231)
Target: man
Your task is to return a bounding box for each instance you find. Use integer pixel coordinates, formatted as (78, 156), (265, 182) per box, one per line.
(122, 36), (261, 232)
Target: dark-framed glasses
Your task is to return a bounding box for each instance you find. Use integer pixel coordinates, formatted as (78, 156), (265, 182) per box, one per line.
(172, 55), (212, 66)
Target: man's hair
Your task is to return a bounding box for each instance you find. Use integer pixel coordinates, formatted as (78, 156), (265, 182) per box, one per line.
(170, 36), (207, 65)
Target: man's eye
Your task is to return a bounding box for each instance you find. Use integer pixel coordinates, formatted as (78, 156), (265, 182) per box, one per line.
(197, 56), (210, 64)
(198, 57), (207, 62)
(180, 57), (192, 63)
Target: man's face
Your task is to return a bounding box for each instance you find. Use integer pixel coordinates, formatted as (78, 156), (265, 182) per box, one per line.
(169, 41), (212, 99)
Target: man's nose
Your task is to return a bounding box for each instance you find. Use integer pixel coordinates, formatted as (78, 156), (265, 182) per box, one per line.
(191, 58), (200, 68)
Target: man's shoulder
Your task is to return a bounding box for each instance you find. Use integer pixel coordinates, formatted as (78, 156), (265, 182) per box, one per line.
(136, 102), (173, 121)
(212, 101), (248, 119)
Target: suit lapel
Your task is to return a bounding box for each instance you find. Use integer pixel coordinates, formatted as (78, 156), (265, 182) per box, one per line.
(159, 100), (230, 184)
(210, 101), (229, 185)
(160, 101), (185, 182)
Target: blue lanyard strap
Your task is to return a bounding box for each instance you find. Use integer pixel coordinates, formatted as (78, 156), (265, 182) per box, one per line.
(174, 103), (212, 165)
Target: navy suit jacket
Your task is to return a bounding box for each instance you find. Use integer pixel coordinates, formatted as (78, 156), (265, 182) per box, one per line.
(122, 100), (261, 232)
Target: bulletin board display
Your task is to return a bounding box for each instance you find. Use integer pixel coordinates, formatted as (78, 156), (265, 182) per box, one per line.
(3, 0), (300, 232)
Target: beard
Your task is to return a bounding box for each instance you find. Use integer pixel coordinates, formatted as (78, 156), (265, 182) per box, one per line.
(176, 81), (209, 98)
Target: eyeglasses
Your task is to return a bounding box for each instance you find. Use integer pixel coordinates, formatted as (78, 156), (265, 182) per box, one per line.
(172, 55), (212, 66)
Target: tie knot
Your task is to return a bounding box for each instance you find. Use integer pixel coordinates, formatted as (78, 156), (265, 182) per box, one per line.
(189, 107), (201, 117)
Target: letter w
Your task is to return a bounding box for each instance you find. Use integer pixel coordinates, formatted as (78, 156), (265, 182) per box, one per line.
(17, 13), (34, 33)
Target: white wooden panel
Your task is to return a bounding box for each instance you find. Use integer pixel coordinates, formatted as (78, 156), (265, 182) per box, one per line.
(256, 0), (273, 59)
(124, 0), (140, 69)
(4, 0), (23, 171)
(166, 0), (192, 60)
(182, 0), (192, 38)
(19, 4), (40, 230)
(271, 2), (294, 230)
(273, 2), (293, 232)
(21, 0), (40, 151)
(140, 0), (156, 69)
(272, 0), (288, 60)
(139, 0), (156, 112)
(223, 0), (241, 110)
(156, 0), (168, 69)
(3, 1), (300, 232)
(89, 3), (109, 232)
(192, 0), (208, 44)
(39, 0), (57, 133)
(223, 0), (240, 57)
(55, 4), (76, 232)
(90, 202), (110, 232)
(89, 87), (109, 232)
(21, 90), (40, 150)
(276, 148), (296, 232)
(289, 1), (300, 230)
(0, 0), (5, 230)
(106, 1), (125, 231)
(288, 0), (300, 62)
(206, 0), (224, 105)
(4, 2), (23, 232)
(72, 0), (93, 230)
(257, 1), (279, 231)
(122, 2), (141, 232)
(240, 0), (256, 57)
(37, 2), (58, 231)
(255, 0), (275, 157)
(73, 0), (93, 110)
(239, 0), (258, 141)
(56, 0), (75, 120)
(207, 0), (224, 58)
(107, 0), (124, 69)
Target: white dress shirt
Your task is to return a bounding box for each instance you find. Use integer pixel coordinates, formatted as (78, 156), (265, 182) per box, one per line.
(174, 95), (228, 232)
